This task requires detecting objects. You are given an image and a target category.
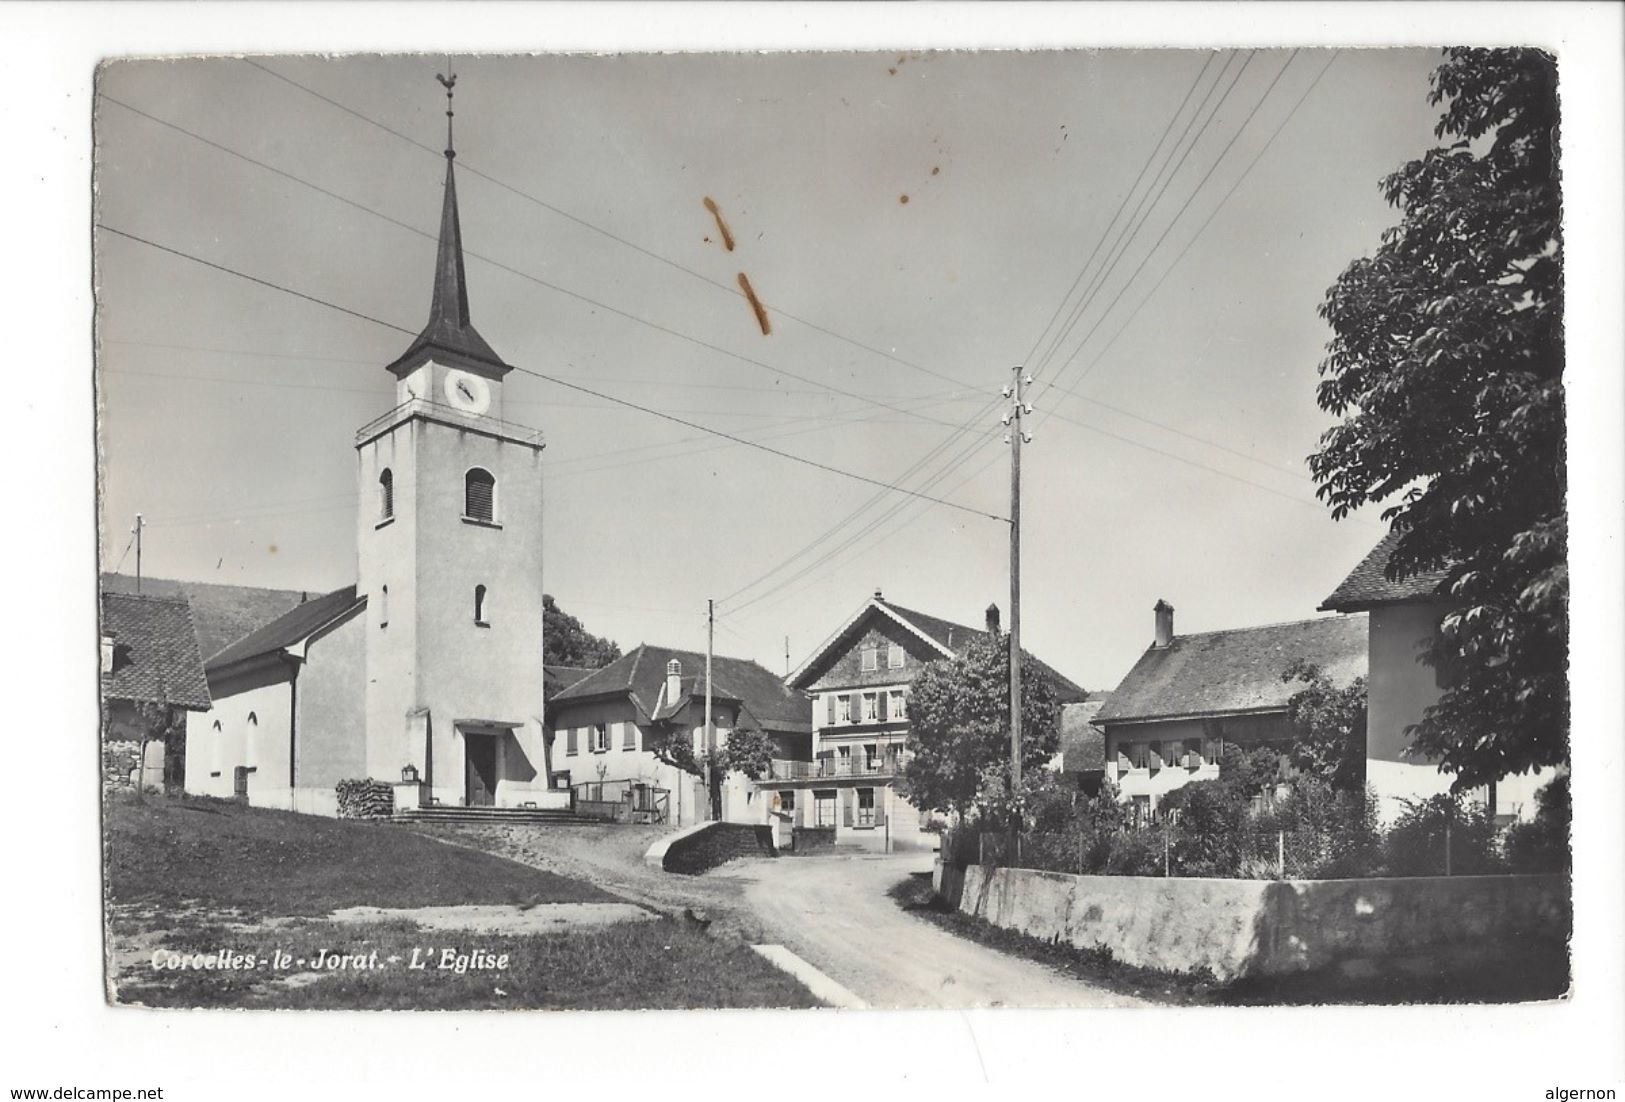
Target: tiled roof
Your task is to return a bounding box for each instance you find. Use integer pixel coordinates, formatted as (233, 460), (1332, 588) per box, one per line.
(1059, 697), (1107, 773)
(553, 643), (810, 732)
(878, 600), (1089, 704)
(100, 574), (310, 661)
(1319, 532), (1451, 611)
(206, 585), (364, 672)
(543, 665), (596, 702)
(1095, 614), (1368, 725)
(100, 592), (211, 709)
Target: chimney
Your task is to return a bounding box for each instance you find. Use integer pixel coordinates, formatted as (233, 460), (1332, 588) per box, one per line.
(666, 658), (682, 706)
(985, 603), (1001, 636)
(1153, 599), (1175, 648)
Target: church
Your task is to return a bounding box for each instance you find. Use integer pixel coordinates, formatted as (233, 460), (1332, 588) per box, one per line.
(182, 79), (557, 816)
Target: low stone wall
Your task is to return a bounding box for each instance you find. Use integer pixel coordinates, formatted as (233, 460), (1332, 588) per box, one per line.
(943, 862), (1569, 981)
(660, 822), (777, 875)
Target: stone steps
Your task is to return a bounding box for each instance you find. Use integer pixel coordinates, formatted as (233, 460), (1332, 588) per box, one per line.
(396, 806), (580, 826)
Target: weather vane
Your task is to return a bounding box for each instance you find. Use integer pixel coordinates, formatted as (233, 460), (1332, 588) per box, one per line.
(436, 66), (457, 158)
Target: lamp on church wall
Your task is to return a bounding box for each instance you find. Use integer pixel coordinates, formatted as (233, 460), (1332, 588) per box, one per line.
(401, 763), (420, 784)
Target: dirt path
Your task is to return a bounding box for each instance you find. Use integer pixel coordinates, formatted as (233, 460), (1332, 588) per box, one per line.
(715, 853), (1150, 1008)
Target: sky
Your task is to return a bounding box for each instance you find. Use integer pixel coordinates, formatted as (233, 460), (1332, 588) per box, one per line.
(95, 48), (1446, 691)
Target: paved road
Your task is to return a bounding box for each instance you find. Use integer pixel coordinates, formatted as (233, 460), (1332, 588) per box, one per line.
(428, 824), (1145, 1008)
(716, 853), (1149, 1008)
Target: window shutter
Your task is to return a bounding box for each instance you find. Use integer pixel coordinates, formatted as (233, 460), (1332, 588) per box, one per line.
(566, 728), (578, 755)
(826, 695), (836, 725)
(623, 724), (636, 750)
(842, 789), (854, 827)
(465, 469), (495, 521)
(878, 692), (889, 722)
(849, 693), (862, 723)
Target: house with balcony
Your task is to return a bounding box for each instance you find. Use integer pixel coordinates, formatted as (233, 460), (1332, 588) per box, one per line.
(549, 643), (811, 827)
(781, 590), (1087, 851)
(1094, 600), (1368, 820)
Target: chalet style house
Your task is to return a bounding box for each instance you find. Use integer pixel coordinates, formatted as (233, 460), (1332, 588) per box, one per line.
(549, 644), (811, 828)
(783, 590), (1086, 851)
(1094, 600), (1367, 819)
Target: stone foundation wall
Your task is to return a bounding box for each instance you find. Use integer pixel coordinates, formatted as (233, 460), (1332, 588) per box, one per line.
(941, 862), (1570, 981)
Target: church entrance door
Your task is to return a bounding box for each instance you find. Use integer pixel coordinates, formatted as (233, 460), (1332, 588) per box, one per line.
(465, 735), (497, 806)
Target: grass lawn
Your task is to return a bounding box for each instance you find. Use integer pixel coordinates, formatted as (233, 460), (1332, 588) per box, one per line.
(106, 795), (823, 1009)
(106, 794), (613, 915)
(892, 871), (1570, 1006)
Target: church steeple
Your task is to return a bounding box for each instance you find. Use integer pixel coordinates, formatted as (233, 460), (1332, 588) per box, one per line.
(385, 69), (511, 380)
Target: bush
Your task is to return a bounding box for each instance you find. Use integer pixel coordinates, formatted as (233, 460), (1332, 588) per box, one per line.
(1384, 793), (1502, 877)
(335, 778), (394, 819)
(1261, 780), (1382, 879)
(1503, 773), (1570, 873)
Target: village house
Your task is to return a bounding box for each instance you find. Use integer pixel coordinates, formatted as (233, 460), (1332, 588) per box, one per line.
(782, 591), (1087, 851)
(101, 591), (212, 791)
(1094, 600), (1368, 819)
(179, 96), (555, 816)
(1320, 533), (1553, 824)
(101, 573), (311, 662)
(549, 644), (812, 828)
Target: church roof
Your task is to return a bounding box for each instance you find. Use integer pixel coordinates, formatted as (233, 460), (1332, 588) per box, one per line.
(207, 585), (365, 673)
(384, 88), (510, 380)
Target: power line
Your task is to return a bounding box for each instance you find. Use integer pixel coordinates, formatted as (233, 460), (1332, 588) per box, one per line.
(1039, 50), (1301, 398)
(99, 92), (973, 432)
(1035, 51), (1261, 384)
(99, 223), (1008, 524)
(1043, 50), (1343, 406)
(1020, 51), (1221, 370)
(240, 59), (980, 396)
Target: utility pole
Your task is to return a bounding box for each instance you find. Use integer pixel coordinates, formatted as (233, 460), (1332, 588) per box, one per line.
(1003, 369), (1032, 830)
(705, 598), (715, 821)
(784, 635), (791, 678)
(134, 513), (144, 594)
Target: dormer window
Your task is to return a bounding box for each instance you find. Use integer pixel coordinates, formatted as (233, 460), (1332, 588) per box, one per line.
(379, 468), (394, 522)
(465, 468), (496, 523)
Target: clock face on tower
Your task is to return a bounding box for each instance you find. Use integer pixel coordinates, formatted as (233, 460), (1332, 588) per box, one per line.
(443, 370), (492, 415)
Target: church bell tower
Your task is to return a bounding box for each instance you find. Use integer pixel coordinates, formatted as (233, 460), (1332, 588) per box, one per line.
(354, 71), (550, 810)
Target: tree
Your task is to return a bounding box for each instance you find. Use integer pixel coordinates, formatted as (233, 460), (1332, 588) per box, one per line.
(1310, 48), (1566, 790)
(1280, 659), (1367, 791)
(542, 594), (621, 668)
(898, 635), (1063, 827)
(649, 722), (775, 821)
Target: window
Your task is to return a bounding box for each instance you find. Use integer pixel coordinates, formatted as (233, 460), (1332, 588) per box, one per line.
(592, 723), (609, 753)
(464, 467), (496, 522)
(379, 585), (389, 628)
(856, 787), (877, 827)
(1127, 742), (1149, 770)
(566, 728), (579, 756)
(864, 744), (879, 771)
(860, 646), (878, 672)
(622, 724), (636, 750)
(887, 643), (905, 669)
(379, 468), (394, 522)
(837, 696), (852, 724)
(474, 584), (488, 626)
(862, 692), (878, 722)
(814, 790), (837, 827)
(889, 689), (907, 720)
(778, 790), (795, 812)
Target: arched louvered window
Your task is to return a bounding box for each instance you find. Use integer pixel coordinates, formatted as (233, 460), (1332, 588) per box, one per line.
(379, 468), (394, 521)
(474, 584), (489, 626)
(379, 585), (389, 628)
(465, 468), (496, 522)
